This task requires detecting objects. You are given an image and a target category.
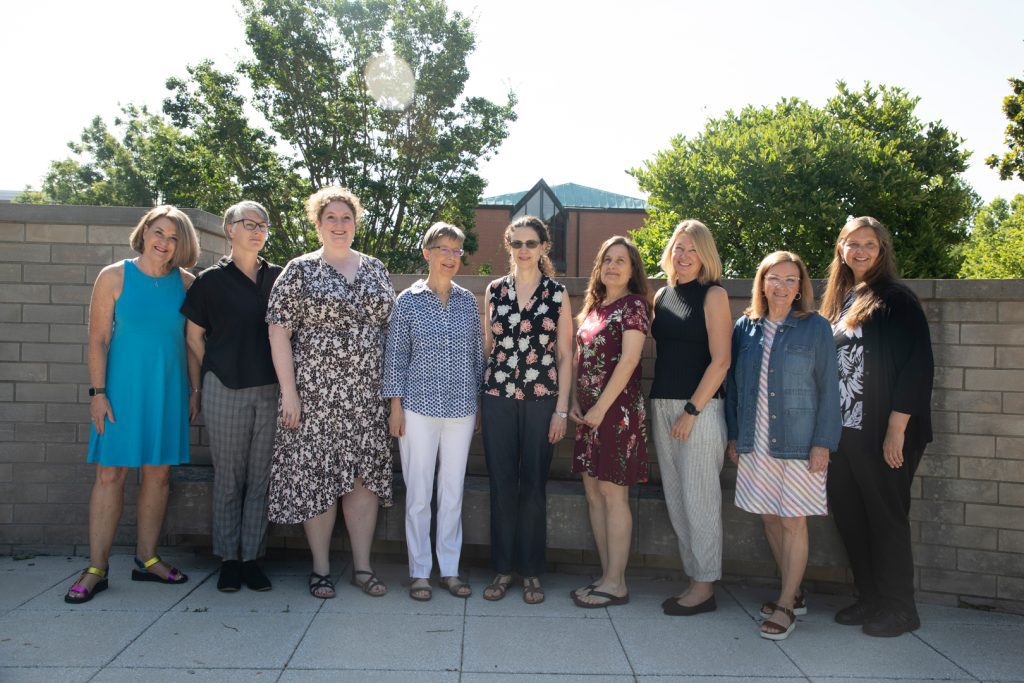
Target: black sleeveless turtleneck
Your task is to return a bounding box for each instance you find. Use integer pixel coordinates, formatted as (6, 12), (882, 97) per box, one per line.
(649, 279), (719, 400)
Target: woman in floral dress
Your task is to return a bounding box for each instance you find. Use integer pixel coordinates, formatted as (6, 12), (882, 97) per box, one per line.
(570, 236), (652, 608)
(266, 187), (395, 599)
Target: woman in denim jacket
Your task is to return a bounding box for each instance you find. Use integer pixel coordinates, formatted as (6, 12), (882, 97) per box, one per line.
(725, 251), (841, 640)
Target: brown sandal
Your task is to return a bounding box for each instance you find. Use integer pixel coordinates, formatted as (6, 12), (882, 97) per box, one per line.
(760, 593), (807, 617)
(760, 605), (796, 640)
(522, 576), (545, 604)
(440, 576), (472, 598)
(483, 573), (513, 601)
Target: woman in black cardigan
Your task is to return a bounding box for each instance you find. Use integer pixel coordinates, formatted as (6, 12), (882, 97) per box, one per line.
(820, 216), (934, 638)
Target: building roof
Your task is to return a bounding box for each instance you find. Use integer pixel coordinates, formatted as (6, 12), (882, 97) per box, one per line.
(481, 181), (648, 210)
(0, 189), (21, 202)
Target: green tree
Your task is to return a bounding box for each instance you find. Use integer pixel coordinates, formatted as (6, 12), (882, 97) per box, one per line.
(959, 195), (1024, 278)
(630, 82), (978, 278)
(238, 0), (516, 270)
(986, 74), (1024, 181)
(23, 0), (516, 272)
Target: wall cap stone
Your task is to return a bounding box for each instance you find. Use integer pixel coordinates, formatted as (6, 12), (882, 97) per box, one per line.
(0, 204), (222, 236)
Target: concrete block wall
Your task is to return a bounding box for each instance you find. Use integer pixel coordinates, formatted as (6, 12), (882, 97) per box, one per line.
(1, 204), (1022, 612)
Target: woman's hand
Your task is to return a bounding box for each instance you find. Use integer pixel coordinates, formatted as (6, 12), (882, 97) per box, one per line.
(389, 400), (405, 438)
(280, 390), (301, 430)
(808, 446), (830, 474)
(883, 424), (906, 469)
(548, 411), (567, 444)
(582, 403), (608, 430)
(671, 411), (696, 441)
(90, 395), (114, 434)
(725, 440), (738, 465)
(189, 391), (202, 423)
(568, 398), (585, 424)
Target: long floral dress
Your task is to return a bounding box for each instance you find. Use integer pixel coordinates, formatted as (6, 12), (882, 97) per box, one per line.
(265, 250), (395, 524)
(573, 294), (650, 485)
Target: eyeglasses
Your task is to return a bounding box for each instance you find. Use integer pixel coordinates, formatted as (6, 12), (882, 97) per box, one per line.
(508, 239), (541, 250)
(231, 219), (271, 234)
(765, 275), (800, 288)
(429, 246), (465, 258)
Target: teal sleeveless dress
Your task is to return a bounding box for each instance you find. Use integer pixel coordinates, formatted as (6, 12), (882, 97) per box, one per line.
(88, 260), (190, 467)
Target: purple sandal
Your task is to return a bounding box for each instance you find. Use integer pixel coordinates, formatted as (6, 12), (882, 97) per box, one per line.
(64, 565), (108, 604)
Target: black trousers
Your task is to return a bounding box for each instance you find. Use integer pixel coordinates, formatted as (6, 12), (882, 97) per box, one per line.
(481, 394), (556, 576)
(827, 431), (924, 616)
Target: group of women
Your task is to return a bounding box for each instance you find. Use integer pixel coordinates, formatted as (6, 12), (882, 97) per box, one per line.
(64, 188), (933, 642)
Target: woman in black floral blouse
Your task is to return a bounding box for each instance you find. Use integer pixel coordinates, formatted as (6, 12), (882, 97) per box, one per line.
(480, 215), (574, 604)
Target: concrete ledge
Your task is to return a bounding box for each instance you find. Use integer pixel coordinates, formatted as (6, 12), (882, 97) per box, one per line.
(165, 470), (850, 572)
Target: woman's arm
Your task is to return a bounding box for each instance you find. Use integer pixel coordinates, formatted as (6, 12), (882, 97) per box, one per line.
(549, 294), (574, 444)
(269, 324), (299, 429)
(185, 321), (203, 422)
(582, 328), (645, 429)
(672, 285), (732, 440)
(382, 297), (411, 438)
(882, 288), (934, 468)
(87, 265), (122, 435)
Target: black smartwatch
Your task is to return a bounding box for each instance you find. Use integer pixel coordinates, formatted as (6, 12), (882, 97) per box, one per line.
(684, 401), (700, 416)
(89, 387), (105, 396)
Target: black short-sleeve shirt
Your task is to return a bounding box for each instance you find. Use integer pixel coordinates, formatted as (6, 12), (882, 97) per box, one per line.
(181, 256), (283, 390)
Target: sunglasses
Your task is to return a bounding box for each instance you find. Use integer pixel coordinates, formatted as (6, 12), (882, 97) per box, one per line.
(508, 239), (541, 250)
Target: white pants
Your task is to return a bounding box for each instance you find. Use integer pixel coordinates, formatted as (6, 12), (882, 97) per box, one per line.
(398, 409), (476, 579)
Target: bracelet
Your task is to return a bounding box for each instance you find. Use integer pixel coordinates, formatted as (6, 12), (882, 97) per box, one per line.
(191, 388), (202, 394)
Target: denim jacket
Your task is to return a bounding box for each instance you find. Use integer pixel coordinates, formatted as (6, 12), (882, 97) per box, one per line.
(725, 311), (841, 459)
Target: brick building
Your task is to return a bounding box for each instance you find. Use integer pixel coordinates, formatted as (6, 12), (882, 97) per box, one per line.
(467, 178), (649, 277)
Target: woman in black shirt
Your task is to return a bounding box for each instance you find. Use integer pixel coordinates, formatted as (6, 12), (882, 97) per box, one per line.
(182, 200), (282, 592)
(648, 220), (732, 616)
(820, 216), (934, 637)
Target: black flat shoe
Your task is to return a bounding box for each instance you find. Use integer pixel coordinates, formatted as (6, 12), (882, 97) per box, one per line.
(862, 609), (920, 637)
(834, 600), (877, 626)
(217, 560), (242, 592)
(664, 594), (716, 616)
(241, 560), (272, 592)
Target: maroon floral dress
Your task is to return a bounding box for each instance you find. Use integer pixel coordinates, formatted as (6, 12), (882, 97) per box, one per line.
(573, 294), (650, 485)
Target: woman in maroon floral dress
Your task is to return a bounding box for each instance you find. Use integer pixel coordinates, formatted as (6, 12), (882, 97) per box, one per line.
(570, 236), (652, 608)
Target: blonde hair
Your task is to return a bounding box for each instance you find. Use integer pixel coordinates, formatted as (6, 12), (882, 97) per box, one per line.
(129, 205), (199, 270)
(577, 235), (652, 323)
(745, 251), (815, 320)
(304, 186), (363, 225)
(659, 219), (723, 285)
(820, 216), (899, 328)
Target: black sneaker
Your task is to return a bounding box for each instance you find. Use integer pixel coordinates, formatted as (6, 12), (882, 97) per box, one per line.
(862, 609), (920, 637)
(217, 560), (242, 592)
(241, 560), (272, 592)
(834, 600), (876, 625)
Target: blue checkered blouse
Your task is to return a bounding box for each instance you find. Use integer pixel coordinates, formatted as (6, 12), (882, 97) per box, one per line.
(383, 279), (484, 418)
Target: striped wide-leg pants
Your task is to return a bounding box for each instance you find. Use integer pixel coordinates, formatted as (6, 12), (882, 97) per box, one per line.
(651, 398), (727, 582)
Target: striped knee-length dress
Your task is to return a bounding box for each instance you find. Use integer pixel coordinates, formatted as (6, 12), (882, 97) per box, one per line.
(734, 320), (828, 517)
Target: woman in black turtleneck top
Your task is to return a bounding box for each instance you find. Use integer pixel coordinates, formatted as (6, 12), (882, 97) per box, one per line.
(650, 220), (732, 617)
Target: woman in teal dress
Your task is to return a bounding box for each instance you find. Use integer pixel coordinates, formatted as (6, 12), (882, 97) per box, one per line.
(64, 205), (202, 604)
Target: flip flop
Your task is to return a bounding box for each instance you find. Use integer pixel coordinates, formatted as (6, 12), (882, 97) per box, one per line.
(573, 590), (629, 609)
(570, 582), (598, 599)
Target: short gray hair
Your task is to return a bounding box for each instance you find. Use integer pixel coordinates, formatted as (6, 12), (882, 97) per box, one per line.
(222, 200), (270, 239)
(421, 222), (465, 249)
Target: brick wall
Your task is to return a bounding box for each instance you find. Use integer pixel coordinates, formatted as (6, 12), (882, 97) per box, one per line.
(1, 204), (1022, 612)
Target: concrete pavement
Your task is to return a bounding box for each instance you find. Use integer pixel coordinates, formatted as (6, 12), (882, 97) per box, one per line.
(2, 553), (1023, 681)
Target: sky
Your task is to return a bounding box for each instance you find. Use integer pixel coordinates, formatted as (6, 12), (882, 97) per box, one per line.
(3, 0), (1023, 205)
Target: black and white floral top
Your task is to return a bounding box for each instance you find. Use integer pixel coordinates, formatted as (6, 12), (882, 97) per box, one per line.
(482, 274), (565, 400)
(834, 294), (865, 430)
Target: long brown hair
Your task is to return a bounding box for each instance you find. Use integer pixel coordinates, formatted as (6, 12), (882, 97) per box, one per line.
(745, 251), (815, 320)
(820, 216), (899, 328)
(577, 235), (652, 323)
(504, 215), (554, 277)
